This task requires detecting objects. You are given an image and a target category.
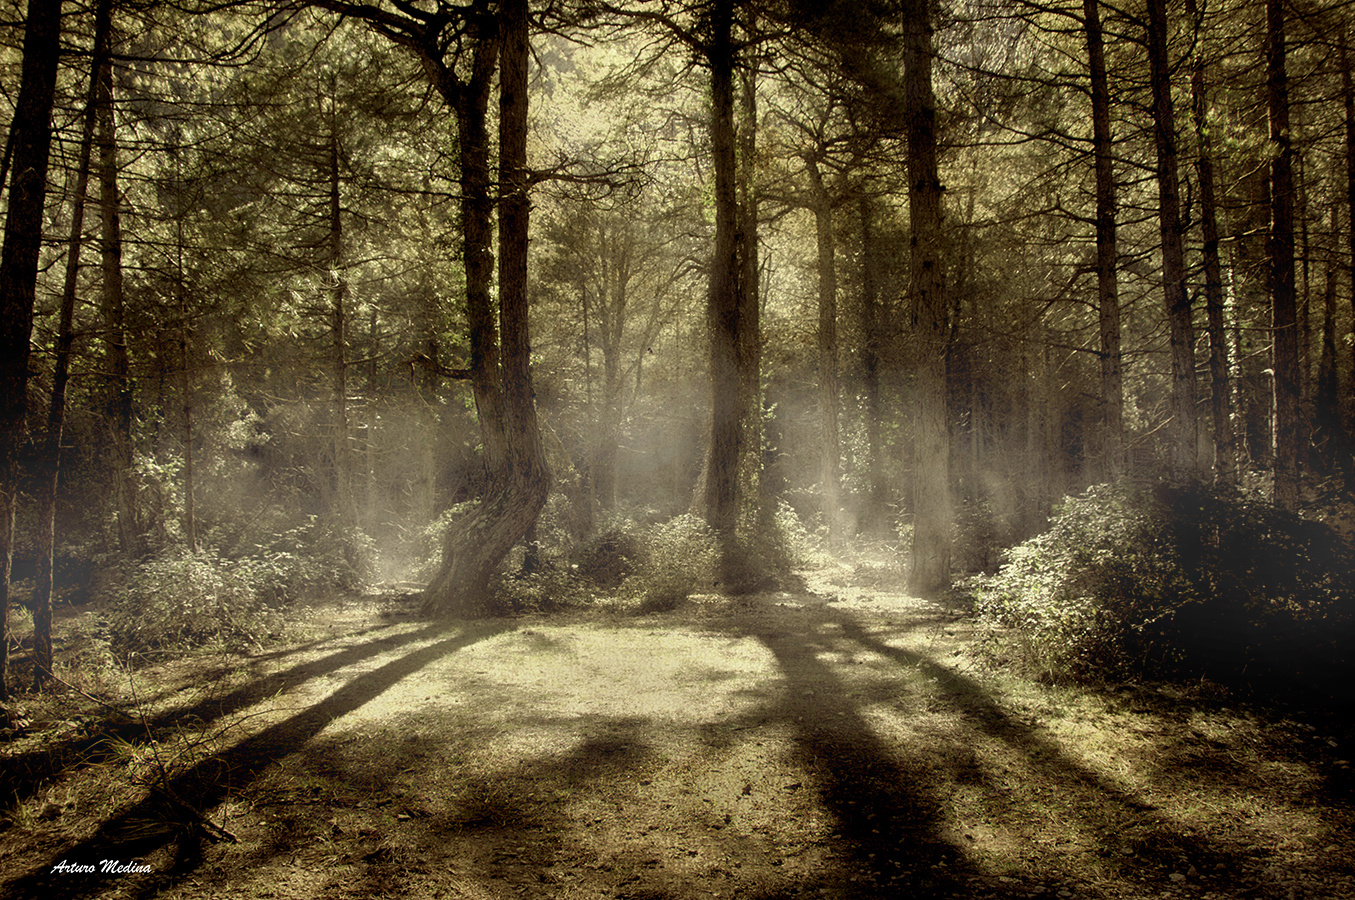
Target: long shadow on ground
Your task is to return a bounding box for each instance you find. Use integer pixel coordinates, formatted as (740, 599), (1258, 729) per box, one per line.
(1, 621), (511, 900)
(744, 597), (1251, 897)
(0, 620), (443, 817)
(732, 606), (972, 899)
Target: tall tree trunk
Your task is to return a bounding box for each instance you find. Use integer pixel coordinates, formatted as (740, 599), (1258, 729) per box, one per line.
(98, 47), (140, 555)
(0, 0), (62, 699)
(1186, 0), (1237, 485)
(416, 290), (442, 528)
(1083, 0), (1124, 483)
(1268, 0), (1300, 508)
(457, 8), (508, 484)
(859, 195), (887, 532)
(595, 231), (625, 511)
(422, 0), (550, 616)
(1316, 236), (1341, 465)
(328, 97), (356, 529)
(1341, 28), (1355, 442)
(738, 64), (766, 551)
(179, 265), (196, 552)
(705, 0), (743, 558)
(1146, 0), (1199, 479)
(32, 0), (108, 688)
(903, 0), (952, 596)
(807, 155), (843, 547)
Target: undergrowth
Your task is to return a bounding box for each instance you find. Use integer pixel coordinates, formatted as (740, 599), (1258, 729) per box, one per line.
(107, 518), (374, 654)
(965, 482), (1355, 697)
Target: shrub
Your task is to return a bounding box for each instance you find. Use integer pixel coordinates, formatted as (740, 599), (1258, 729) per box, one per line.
(953, 500), (1013, 575)
(631, 514), (717, 612)
(969, 482), (1355, 692)
(576, 529), (644, 588)
(108, 549), (284, 653)
(202, 515), (375, 606)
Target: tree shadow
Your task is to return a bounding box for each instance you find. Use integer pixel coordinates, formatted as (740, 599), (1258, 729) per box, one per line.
(805, 601), (1251, 890)
(1, 620), (511, 900)
(0, 621), (443, 816)
(729, 607), (972, 898)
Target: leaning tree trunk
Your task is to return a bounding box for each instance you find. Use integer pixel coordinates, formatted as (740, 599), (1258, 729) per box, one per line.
(1083, 0), (1124, 483)
(422, 0), (549, 617)
(0, 0), (62, 699)
(32, 0), (110, 687)
(903, 0), (952, 597)
(1268, 0), (1300, 509)
(1147, 0), (1200, 480)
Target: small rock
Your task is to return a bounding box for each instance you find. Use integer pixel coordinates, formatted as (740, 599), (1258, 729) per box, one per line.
(1169, 872), (1187, 883)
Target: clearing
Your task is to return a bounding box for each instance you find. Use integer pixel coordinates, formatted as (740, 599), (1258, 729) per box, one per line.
(1, 563), (1352, 900)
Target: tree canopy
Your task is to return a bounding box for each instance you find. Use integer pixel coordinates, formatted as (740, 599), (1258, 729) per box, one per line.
(1, 0), (1353, 688)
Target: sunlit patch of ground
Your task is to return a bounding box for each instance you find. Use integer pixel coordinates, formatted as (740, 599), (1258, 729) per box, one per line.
(1, 575), (1351, 900)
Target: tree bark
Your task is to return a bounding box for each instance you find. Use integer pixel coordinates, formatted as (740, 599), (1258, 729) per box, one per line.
(32, 0), (108, 688)
(1083, 0), (1124, 484)
(1341, 28), (1355, 442)
(1316, 233), (1341, 463)
(1268, 0), (1300, 509)
(1186, 0), (1237, 485)
(98, 41), (141, 556)
(705, 0), (743, 553)
(0, 0), (63, 699)
(179, 246), (196, 552)
(422, 0), (550, 617)
(807, 154), (843, 547)
(737, 64), (767, 553)
(328, 92), (356, 529)
(858, 195), (887, 532)
(456, 7), (508, 484)
(1146, 0), (1199, 480)
(903, 0), (952, 596)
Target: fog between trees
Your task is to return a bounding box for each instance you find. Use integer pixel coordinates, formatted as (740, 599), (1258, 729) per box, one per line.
(0, 0), (1353, 694)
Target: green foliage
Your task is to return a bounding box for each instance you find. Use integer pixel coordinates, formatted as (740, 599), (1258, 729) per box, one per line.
(205, 515), (375, 606)
(715, 501), (809, 594)
(968, 483), (1355, 692)
(953, 500), (1014, 575)
(411, 502), (476, 585)
(575, 529), (644, 588)
(108, 549), (284, 654)
(632, 514), (718, 612)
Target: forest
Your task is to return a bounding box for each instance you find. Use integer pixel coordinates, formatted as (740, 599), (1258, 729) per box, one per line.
(0, 0), (1352, 898)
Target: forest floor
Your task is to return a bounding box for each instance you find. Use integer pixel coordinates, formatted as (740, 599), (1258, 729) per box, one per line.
(1, 556), (1353, 900)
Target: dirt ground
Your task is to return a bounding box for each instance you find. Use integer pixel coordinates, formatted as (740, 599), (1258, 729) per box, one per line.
(1, 562), (1352, 900)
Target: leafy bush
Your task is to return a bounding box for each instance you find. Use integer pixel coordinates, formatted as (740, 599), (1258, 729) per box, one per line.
(411, 502), (475, 585)
(631, 514), (718, 612)
(969, 483), (1355, 692)
(108, 549), (284, 653)
(576, 529), (644, 588)
(202, 516), (375, 607)
(953, 500), (1013, 575)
